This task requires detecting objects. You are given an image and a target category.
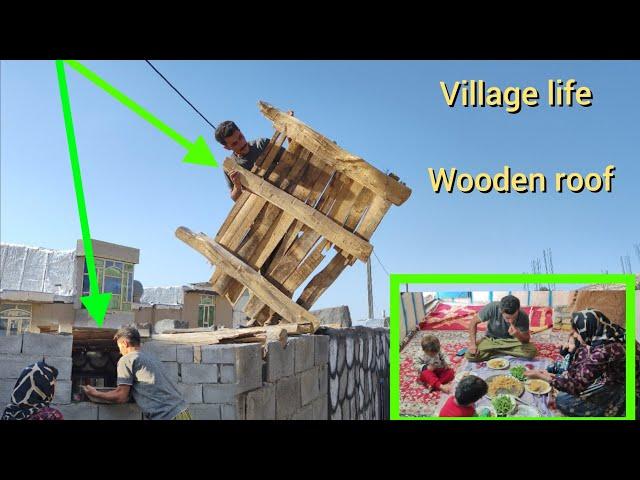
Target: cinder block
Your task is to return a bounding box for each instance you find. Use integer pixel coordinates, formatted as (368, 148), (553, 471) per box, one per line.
(54, 402), (99, 420)
(177, 345), (194, 363)
(181, 363), (218, 384)
(311, 395), (328, 421)
(98, 403), (143, 420)
(177, 383), (203, 404)
(141, 341), (177, 361)
(235, 344), (262, 392)
(52, 380), (72, 404)
(0, 379), (15, 403)
(314, 335), (329, 366)
(276, 375), (300, 420)
(0, 354), (42, 378)
(22, 333), (72, 357)
(265, 339), (294, 382)
(161, 362), (180, 384)
(300, 367), (320, 406)
(291, 403), (314, 420)
(45, 356), (72, 381)
(203, 384), (238, 404)
(319, 364), (328, 395)
(245, 383), (276, 420)
(189, 403), (221, 420)
(0, 334), (22, 354)
(221, 403), (240, 420)
(294, 335), (314, 374)
(201, 344), (236, 364)
(220, 365), (236, 384)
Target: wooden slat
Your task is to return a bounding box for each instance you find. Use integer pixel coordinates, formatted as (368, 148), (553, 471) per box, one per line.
(254, 132), (286, 178)
(259, 101), (411, 206)
(215, 191), (251, 241)
(153, 324), (306, 345)
(282, 240), (329, 292)
(176, 227), (320, 331)
(297, 251), (350, 310)
(224, 158), (372, 263)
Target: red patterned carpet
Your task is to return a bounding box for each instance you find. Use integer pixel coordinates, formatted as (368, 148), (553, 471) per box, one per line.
(419, 303), (553, 331)
(400, 330), (563, 417)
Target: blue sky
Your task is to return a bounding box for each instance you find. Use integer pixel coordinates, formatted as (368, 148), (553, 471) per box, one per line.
(1, 60), (638, 320)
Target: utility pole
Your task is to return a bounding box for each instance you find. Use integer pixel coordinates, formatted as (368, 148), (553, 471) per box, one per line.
(367, 257), (374, 320)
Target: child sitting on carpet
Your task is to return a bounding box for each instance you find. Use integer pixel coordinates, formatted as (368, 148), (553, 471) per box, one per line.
(546, 331), (580, 375)
(418, 335), (455, 394)
(439, 375), (488, 417)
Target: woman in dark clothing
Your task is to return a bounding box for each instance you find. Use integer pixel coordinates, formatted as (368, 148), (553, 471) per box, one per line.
(1, 361), (64, 420)
(525, 309), (631, 417)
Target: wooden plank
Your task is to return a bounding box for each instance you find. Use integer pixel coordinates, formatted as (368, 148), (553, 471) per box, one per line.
(343, 188), (375, 232)
(153, 324), (306, 345)
(297, 251), (350, 310)
(176, 227), (320, 331)
(224, 158), (372, 262)
(282, 240), (329, 293)
(354, 194), (391, 240)
(259, 101), (411, 206)
(254, 132), (286, 177)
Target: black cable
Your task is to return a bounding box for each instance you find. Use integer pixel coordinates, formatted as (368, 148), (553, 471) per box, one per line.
(373, 251), (390, 276)
(144, 60), (217, 130)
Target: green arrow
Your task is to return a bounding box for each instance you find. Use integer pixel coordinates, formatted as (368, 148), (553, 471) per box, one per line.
(63, 59), (217, 167)
(56, 60), (111, 327)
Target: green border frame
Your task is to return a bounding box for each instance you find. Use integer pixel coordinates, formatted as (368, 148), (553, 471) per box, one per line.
(390, 274), (636, 420)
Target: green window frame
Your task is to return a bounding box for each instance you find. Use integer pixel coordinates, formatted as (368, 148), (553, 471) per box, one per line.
(82, 258), (134, 311)
(198, 294), (216, 328)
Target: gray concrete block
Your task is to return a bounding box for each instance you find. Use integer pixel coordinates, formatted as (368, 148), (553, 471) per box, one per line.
(22, 333), (72, 357)
(0, 354), (41, 378)
(53, 380), (72, 404)
(291, 403), (314, 420)
(189, 403), (221, 420)
(294, 335), (314, 374)
(202, 384), (238, 404)
(312, 395), (328, 421)
(0, 334), (22, 354)
(54, 402), (99, 420)
(161, 361), (180, 384)
(141, 341), (177, 361)
(221, 403), (238, 420)
(220, 365), (236, 384)
(314, 335), (329, 366)
(265, 339), (294, 382)
(300, 367), (320, 406)
(319, 364), (328, 395)
(276, 375), (300, 420)
(177, 383), (203, 404)
(201, 344), (236, 364)
(45, 356), (72, 381)
(181, 363), (218, 384)
(235, 344), (262, 392)
(0, 379), (15, 404)
(177, 345), (194, 363)
(98, 403), (143, 420)
(245, 383), (276, 420)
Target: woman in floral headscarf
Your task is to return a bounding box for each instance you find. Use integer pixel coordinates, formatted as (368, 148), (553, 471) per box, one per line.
(1, 361), (64, 420)
(524, 309), (632, 417)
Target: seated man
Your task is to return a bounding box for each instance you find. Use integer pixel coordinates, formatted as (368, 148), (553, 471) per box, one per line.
(465, 294), (537, 362)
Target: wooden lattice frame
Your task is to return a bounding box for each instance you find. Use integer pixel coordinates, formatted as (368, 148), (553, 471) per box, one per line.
(176, 102), (411, 333)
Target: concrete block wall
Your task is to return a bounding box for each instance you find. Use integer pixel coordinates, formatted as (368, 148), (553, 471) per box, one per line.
(0, 333), (73, 406)
(322, 326), (389, 420)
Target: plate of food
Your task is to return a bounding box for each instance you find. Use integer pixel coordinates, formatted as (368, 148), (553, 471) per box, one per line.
(486, 374), (525, 398)
(491, 394), (517, 417)
(487, 358), (510, 370)
(525, 379), (552, 395)
(454, 370), (478, 382)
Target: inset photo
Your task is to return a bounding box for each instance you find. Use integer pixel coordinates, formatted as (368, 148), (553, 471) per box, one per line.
(391, 274), (637, 420)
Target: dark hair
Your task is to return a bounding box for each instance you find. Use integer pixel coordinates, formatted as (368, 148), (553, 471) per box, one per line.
(114, 326), (141, 346)
(214, 121), (240, 146)
(455, 376), (488, 406)
(421, 334), (440, 354)
(500, 295), (520, 315)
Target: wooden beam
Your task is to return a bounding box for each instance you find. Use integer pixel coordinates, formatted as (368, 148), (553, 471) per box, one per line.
(175, 227), (320, 332)
(259, 101), (411, 206)
(224, 158), (372, 263)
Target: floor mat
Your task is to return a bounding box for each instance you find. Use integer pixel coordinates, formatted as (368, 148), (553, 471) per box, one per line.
(419, 303), (553, 331)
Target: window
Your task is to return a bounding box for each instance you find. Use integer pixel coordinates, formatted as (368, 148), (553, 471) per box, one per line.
(0, 303), (32, 335)
(82, 258), (134, 311)
(198, 295), (216, 328)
